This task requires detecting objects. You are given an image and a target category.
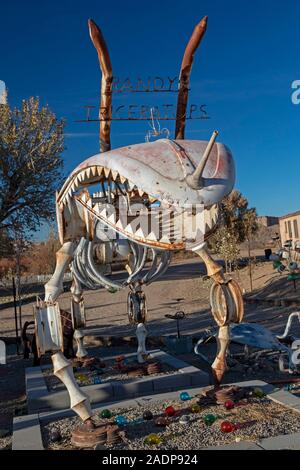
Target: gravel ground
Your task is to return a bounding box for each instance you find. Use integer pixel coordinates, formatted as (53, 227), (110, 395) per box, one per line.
(43, 358), (176, 392)
(42, 393), (300, 450)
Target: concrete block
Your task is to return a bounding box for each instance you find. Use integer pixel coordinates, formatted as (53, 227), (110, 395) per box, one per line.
(152, 372), (191, 392)
(112, 378), (153, 398)
(204, 441), (263, 450)
(258, 432), (300, 450)
(12, 414), (43, 450)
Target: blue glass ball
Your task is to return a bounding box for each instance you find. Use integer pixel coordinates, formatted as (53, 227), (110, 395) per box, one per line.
(115, 415), (127, 426)
(180, 391), (191, 401)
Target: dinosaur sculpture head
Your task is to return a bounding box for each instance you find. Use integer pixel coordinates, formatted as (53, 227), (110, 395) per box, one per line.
(56, 135), (235, 251)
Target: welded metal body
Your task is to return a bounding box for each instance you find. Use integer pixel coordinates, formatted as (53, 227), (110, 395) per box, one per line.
(32, 16), (245, 443)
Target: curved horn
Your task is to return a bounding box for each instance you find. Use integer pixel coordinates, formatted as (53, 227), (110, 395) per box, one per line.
(175, 16), (208, 140)
(186, 130), (218, 189)
(88, 19), (112, 153)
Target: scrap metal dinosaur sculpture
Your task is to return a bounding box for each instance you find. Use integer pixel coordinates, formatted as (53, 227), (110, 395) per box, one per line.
(33, 16), (244, 446)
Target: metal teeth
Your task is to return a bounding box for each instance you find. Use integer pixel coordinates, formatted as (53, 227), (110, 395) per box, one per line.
(104, 168), (110, 178)
(125, 224), (134, 234)
(111, 170), (118, 181)
(146, 231), (157, 241)
(127, 180), (136, 192)
(135, 227), (146, 238)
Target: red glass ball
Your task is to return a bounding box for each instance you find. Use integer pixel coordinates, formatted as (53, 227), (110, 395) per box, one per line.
(116, 356), (125, 362)
(221, 421), (235, 433)
(165, 406), (176, 417)
(224, 400), (235, 410)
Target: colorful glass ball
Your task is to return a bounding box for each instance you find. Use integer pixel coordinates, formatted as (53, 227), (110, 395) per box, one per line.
(191, 404), (201, 414)
(115, 356), (125, 362)
(145, 433), (161, 445)
(100, 409), (112, 419)
(115, 415), (127, 426)
(143, 410), (153, 421)
(179, 415), (190, 425)
(253, 387), (265, 398)
(180, 392), (191, 401)
(155, 417), (167, 427)
(220, 421), (235, 433)
(165, 406), (176, 417)
(224, 400), (235, 410)
(204, 414), (216, 426)
(93, 377), (102, 385)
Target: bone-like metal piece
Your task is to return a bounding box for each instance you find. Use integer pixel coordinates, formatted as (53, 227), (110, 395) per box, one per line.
(52, 351), (92, 421)
(45, 241), (76, 301)
(73, 329), (88, 358)
(186, 130), (219, 189)
(136, 322), (148, 363)
(195, 245), (224, 281)
(211, 325), (230, 385)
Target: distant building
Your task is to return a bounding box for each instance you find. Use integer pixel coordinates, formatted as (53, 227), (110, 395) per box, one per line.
(257, 215), (279, 227)
(279, 210), (300, 250)
(0, 80), (7, 104)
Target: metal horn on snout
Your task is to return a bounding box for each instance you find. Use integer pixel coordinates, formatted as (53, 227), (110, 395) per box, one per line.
(186, 130), (218, 189)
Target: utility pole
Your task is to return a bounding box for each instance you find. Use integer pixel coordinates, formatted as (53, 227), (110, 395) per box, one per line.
(12, 276), (19, 354)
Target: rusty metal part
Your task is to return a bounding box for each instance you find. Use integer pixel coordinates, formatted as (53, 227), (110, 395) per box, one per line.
(106, 425), (122, 445)
(147, 361), (161, 375)
(209, 280), (244, 327)
(84, 417), (95, 430)
(88, 19), (112, 153)
(126, 366), (145, 377)
(210, 282), (235, 327)
(71, 424), (107, 448)
(175, 16), (208, 139)
(197, 385), (248, 405)
(226, 279), (244, 323)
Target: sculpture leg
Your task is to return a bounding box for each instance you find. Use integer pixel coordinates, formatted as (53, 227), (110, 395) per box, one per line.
(136, 322), (148, 363)
(70, 276), (88, 359)
(195, 245), (244, 385)
(45, 241), (77, 301)
(34, 298), (93, 425)
(73, 329), (88, 359)
(211, 325), (230, 384)
(52, 351), (92, 421)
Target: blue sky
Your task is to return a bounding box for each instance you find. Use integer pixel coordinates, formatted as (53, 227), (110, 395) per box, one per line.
(1, 0), (300, 239)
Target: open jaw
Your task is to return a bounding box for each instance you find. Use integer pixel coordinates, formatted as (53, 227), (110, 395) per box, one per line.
(57, 164), (219, 251)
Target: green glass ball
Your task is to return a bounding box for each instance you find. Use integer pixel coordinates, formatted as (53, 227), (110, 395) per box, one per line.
(101, 409), (112, 419)
(253, 387), (265, 398)
(204, 414), (216, 426)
